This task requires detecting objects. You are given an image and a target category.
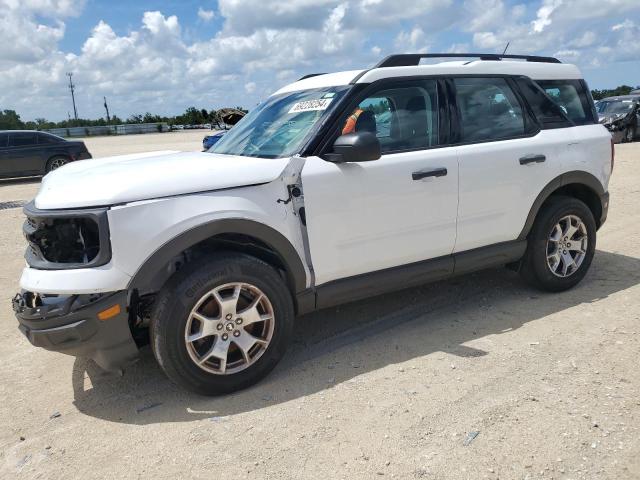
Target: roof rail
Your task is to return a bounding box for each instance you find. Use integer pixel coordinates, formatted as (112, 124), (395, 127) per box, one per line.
(375, 53), (561, 68)
(298, 73), (326, 81)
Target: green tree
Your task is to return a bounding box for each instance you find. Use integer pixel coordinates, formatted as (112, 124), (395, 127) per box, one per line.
(0, 109), (25, 129)
(591, 85), (639, 100)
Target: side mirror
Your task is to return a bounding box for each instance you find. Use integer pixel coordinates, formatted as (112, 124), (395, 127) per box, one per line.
(323, 131), (381, 163)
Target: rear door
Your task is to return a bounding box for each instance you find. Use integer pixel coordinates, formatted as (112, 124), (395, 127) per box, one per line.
(302, 78), (459, 285)
(452, 76), (572, 253)
(6, 132), (41, 175)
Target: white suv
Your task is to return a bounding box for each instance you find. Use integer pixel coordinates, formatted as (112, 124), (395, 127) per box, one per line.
(13, 53), (612, 395)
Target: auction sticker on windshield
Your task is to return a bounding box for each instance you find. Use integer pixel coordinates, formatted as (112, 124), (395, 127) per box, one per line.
(288, 98), (333, 114)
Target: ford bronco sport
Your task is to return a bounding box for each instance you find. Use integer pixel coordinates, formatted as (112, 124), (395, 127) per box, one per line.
(13, 53), (612, 395)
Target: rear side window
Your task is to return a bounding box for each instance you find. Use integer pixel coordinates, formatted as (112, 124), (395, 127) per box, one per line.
(8, 132), (37, 147)
(536, 80), (596, 125)
(0, 133), (8, 148)
(453, 77), (526, 143)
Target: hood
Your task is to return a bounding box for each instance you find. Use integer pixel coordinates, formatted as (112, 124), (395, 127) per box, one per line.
(35, 150), (291, 209)
(598, 112), (625, 124)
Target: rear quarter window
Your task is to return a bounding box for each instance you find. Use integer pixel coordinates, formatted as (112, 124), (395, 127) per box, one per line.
(37, 133), (64, 145)
(535, 80), (596, 125)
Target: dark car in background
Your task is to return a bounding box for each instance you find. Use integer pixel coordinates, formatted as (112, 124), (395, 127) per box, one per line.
(202, 130), (226, 150)
(596, 95), (639, 143)
(0, 131), (92, 178)
(202, 108), (247, 151)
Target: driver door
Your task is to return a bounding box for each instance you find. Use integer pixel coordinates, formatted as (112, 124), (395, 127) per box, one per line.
(301, 79), (459, 287)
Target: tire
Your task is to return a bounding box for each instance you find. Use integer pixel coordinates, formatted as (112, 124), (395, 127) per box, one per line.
(46, 156), (69, 173)
(150, 252), (295, 395)
(520, 195), (596, 292)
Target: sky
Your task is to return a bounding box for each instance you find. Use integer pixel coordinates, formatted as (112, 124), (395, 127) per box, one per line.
(0, 0), (639, 122)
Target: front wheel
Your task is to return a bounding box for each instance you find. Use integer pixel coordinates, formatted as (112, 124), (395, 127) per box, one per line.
(150, 253), (295, 395)
(520, 196), (596, 292)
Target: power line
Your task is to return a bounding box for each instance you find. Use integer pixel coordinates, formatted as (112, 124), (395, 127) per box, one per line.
(103, 96), (111, 124)
(67, 72), (78, 121)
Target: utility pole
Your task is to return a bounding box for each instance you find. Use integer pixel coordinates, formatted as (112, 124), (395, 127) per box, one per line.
(103, 96), (111, 124)
(67, 72), (78, 120)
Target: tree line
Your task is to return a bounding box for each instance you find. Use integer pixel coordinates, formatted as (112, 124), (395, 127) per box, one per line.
(0, 106), (248, 131)
(591, 85), (639, 100)
(2, 84), (640, 131)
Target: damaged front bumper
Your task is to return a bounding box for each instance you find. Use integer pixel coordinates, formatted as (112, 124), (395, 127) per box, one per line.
(13, 290), (139, 372)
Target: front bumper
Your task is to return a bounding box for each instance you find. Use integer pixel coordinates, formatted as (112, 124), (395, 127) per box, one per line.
(13, 290), (138, 371)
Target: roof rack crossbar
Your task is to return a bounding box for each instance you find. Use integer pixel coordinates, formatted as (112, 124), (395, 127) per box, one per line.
(375, 53), (561, 68)
(297, 73), (327, 81)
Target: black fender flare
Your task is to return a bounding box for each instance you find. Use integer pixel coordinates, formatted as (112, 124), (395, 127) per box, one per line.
(128, 218), (307, 295)
(517, 170), (606, 240)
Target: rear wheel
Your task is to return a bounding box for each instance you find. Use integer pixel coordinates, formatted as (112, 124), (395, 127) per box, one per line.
(46, 156), (69, 173)
(150, 252), (295, 395)
(520, 196), (596, 292)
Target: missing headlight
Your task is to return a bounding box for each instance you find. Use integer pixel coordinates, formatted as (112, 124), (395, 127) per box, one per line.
(27, 217), (100, 264)
(22, 201), (112, 269)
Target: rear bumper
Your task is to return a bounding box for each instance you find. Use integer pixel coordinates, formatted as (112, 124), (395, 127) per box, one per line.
(13, 290), (138, 372)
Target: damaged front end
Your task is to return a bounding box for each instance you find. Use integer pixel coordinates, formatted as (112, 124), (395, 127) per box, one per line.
(14, 201), (139, 371)
(13, 290), (138, 371)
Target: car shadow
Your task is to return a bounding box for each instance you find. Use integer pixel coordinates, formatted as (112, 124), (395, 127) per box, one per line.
(71, 249), (640, 425)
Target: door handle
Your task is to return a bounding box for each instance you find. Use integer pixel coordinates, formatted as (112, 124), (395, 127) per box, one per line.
(519, 154), (546, 165)
(412, 167), (447, 180)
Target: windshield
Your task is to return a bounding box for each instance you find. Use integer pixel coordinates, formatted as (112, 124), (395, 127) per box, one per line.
(596, 100), (635, 115)
(209, 86), (350, 158)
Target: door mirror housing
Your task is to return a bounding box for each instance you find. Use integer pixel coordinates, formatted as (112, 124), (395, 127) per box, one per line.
(323, 131), (381, 163)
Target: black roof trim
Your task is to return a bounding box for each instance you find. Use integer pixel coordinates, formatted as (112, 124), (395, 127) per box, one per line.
(375, 53), (561, 68)
(297, 73), (327, 81)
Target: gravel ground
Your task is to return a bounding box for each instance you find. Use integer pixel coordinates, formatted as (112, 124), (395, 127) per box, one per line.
(0, 132), (638, 480)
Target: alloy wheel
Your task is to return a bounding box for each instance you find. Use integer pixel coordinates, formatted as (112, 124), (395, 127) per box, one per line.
(49, 158), (67, 170)
(546, 214), (588, 278)
(184, 282), (275, 375)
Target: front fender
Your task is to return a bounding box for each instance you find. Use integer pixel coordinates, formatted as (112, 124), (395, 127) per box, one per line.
(128, 217), (307, 296)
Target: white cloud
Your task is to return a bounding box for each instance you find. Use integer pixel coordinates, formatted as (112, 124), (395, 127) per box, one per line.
(612, 19), (634, 30)
(244, 81), (256, 93)
(531, 0), (562, 33)
(197, 7), (215, 22)
(0, 0), (83, 62)
(394, 26), (429, 52)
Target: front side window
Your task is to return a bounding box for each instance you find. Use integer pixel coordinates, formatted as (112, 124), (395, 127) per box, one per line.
(8, 132), (37, 147)
(210, 86), (350, 159)
(342, 79), (440, 153)
(454, 77), (525, 143)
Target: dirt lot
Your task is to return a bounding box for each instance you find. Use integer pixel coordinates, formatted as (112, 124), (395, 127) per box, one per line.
(0, 132), (638, 480)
